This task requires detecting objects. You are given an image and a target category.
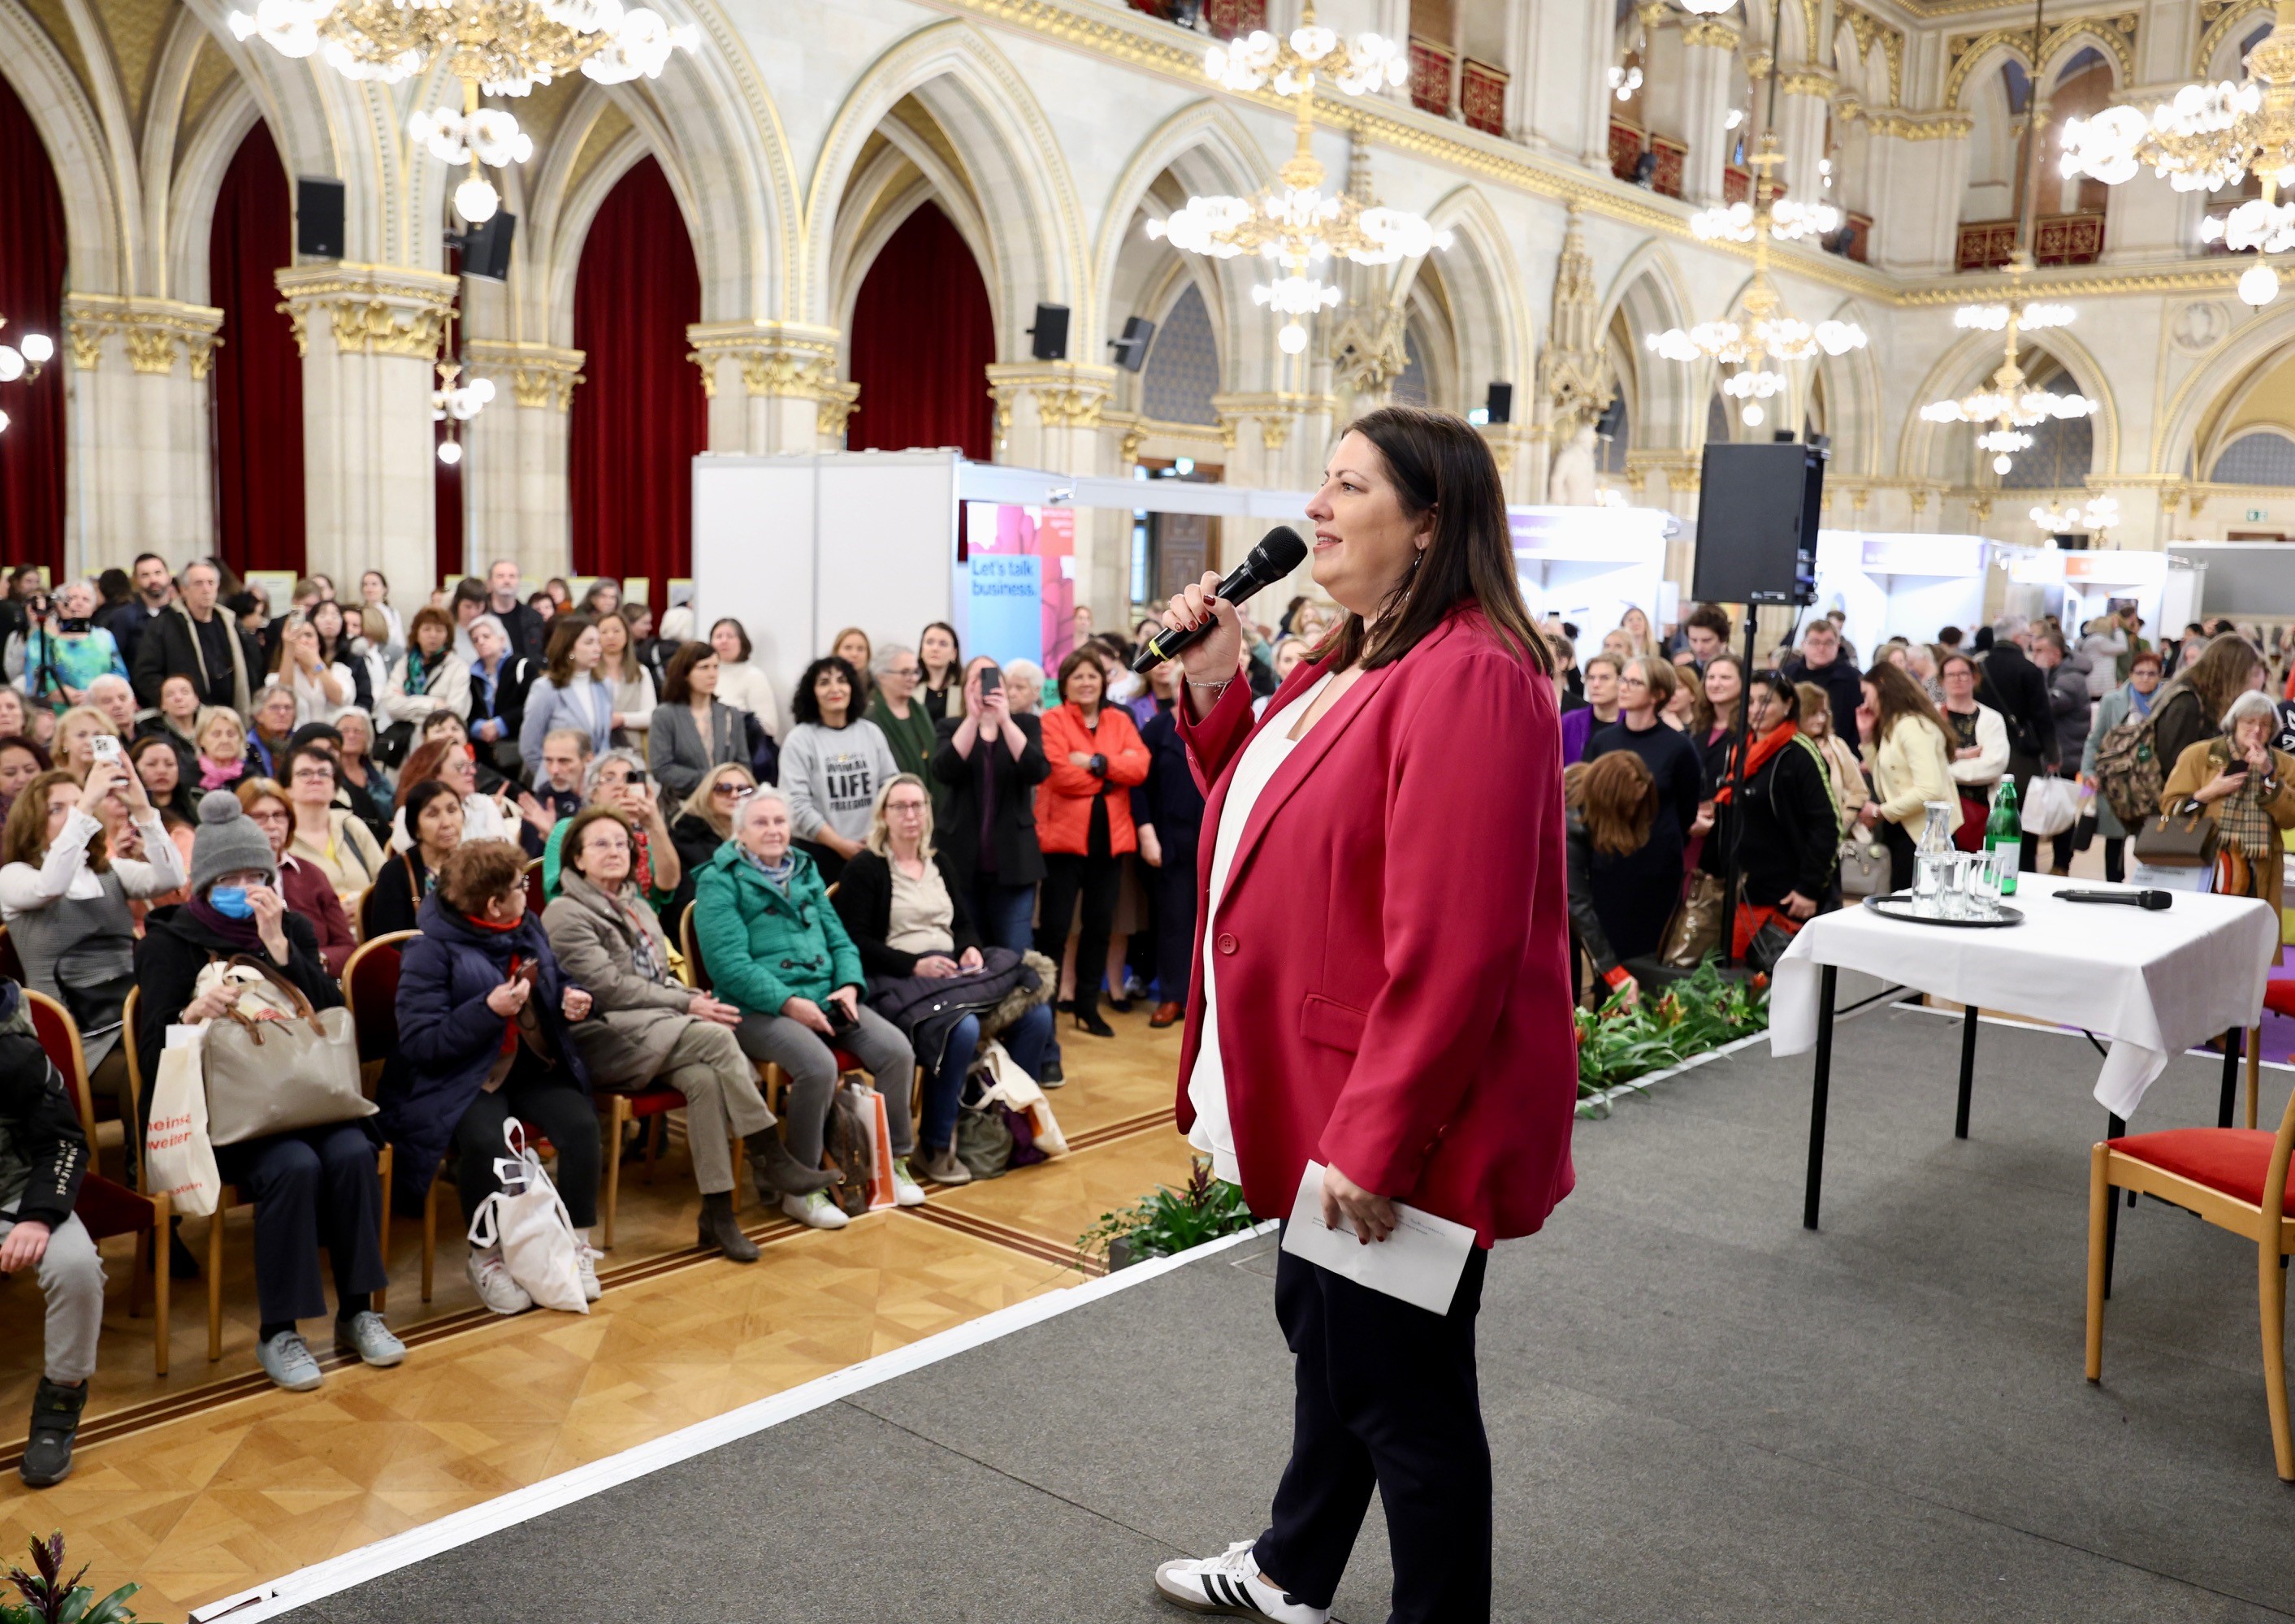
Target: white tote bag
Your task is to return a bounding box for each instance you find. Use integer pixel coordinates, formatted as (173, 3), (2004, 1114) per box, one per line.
(465, 1121), (588, 1314)
(2020, 773), (2081, 838)
(143, 1026), (222, 1219)
(972, 1038), (1069, 1158)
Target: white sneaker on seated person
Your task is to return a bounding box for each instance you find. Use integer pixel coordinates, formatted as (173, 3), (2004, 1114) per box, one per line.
(467, 1244), (531, 1315)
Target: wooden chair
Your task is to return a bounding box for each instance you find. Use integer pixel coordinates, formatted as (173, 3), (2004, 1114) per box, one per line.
(27, 990), (170, 1375)
(525, 856), (548, 915)
(2087, 1065), (2295, 1479)
(123, 985), (393, 1361)
(351, 883), (376, 942)
(342, 933), (414, 1308)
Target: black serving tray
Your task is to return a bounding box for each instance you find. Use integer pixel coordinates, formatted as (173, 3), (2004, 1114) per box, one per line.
(1860, 891), (2024, 929)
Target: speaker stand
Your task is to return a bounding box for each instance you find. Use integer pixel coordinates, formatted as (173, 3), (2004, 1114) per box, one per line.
(1714, 614), (1760, 970)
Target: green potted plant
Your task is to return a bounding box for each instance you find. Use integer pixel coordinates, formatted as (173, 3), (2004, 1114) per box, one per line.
(1079, 1158), (1258, 1270)
(4, 1533), (141, 1624)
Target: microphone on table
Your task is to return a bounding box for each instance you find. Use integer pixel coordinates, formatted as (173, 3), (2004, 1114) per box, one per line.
(1130, 525), (1311, 673)
(2057, 889), (2174, 911)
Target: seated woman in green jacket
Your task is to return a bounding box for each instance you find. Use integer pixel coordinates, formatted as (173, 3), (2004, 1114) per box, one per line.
(692, 785), (924, 1228)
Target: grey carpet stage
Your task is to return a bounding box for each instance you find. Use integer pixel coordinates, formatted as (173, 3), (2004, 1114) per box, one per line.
(284, 1005), (2295, 1623)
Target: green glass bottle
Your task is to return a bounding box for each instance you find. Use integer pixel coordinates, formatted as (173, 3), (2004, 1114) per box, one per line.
(1985, 779), (2020, 896)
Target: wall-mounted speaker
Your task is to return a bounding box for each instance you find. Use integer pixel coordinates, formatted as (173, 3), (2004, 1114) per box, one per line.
(1483, 382), (1513, 425)
(1692, 441), (1825, 607)
(296, 178), (344, 259)
(1594, 396), (1626, 440)
(1110, 316), (1156, 371)
(459, 212), (517, 281)
(1028, 303), (1070, 361)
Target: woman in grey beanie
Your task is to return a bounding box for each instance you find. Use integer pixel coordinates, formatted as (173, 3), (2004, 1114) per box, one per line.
(133, 790), (402, 1392)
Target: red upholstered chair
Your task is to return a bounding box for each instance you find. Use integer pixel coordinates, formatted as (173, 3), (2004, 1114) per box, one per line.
(2087, 1074), (2295, 1479)
(28, 990), (171, 1375)
(525, 857), (547, 916)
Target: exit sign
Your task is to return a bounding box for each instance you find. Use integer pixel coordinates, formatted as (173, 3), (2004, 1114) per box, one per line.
(2250, 508), (2269, 522)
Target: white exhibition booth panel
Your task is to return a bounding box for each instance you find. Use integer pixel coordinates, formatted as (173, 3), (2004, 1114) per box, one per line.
(1508, 507), (1676, 636)
(1808, 531), (1997, 656)
(690, 449), (1317, 709)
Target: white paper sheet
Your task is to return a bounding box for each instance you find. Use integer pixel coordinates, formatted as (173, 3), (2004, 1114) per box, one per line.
(1279, 1161), (1476, 1315)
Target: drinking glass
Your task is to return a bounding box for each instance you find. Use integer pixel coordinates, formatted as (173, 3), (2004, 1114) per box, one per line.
(1966, 848), (2003, 916)
(1937, 853), (1970, 919)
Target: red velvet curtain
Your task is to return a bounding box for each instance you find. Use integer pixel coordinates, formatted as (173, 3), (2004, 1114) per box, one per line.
(209, 121), (305, 574)
(0, 73), (67, 571)
(847, 201), (995, 462)
(570, 157), (705, 578)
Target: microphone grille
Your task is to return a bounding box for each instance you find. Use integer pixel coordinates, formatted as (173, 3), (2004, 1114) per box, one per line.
(1251, 526), (1308, 577)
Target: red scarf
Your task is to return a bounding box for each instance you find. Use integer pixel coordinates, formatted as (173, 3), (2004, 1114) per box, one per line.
(1714, 721), (1799, 805)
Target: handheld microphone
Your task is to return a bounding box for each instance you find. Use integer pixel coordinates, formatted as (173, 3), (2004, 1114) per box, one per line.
(2056, 889), (2174, 911)
(1131, 526), (1311, 673)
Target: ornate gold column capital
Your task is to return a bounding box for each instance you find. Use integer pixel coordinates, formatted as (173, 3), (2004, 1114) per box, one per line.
(274, 264), (459, 360)
(683, 321), (845, 401)
(985, 362), (1119, 432)
(1682, 19), (1743, 50)
(465, 339), (587, 411)
(62, 295), (224, 377)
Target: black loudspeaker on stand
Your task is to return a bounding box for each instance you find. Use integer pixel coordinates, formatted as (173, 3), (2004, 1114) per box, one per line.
(1695, 440), (1825, 969)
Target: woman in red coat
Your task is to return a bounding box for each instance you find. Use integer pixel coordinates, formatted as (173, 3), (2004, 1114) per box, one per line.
(1033, 647), (1149, 1036)
(1149, 407), (1576, 1624)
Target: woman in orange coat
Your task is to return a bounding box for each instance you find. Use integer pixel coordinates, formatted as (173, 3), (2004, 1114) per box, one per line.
(1035, 647), (1150, 1036)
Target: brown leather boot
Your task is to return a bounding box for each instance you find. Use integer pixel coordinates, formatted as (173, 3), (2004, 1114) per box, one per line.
(747, 1132), (838, 1197)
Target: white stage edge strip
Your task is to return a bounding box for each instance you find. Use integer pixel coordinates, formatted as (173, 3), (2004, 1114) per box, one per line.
(190, 1219), (1281, 1623)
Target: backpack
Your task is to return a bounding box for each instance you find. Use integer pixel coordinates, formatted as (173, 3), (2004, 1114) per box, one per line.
(2094, 704), (2165, 828)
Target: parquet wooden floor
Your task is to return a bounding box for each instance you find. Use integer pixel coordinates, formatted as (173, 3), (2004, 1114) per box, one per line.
(0, 1007), (1194, 1621)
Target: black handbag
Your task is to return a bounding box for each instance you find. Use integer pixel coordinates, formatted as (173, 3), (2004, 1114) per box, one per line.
(374, 717), (417, 769)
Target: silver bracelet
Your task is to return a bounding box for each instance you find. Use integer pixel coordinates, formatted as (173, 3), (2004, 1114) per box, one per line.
(1186, 677), (1232, 695)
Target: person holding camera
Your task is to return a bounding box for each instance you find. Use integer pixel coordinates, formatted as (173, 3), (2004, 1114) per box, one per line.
(10, 580), (128, 710)
(929, 655), (1049, 955)
(535, 748), (682, 909)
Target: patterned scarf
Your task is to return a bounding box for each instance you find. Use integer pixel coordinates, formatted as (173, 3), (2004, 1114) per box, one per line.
(2212, 743), (2278, 860)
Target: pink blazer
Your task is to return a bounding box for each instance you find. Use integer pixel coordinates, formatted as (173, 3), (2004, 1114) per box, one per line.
(1175, 608), (1578, 1245)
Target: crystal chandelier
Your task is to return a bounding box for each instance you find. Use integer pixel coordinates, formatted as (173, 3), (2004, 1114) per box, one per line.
(2059, 0), (2295, 304)
(2030, 493), (2119, 534)
(0, 316), (54, 437)
(230, 0), (696, 226)
(432, 360), (494, 466)
(1919, 288), (2095, 475)
(1148, 4), (1447, 357)
(1647, 0), (1866, 427)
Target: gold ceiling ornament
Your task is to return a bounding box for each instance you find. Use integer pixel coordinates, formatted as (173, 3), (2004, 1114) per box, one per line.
(2062, 0), (2295, 305)
(1648, 0), (1867, 430)
(229, 0), (696, 227)
(1921, 0), (2095, 478)
(1146, 2), (1447, 359)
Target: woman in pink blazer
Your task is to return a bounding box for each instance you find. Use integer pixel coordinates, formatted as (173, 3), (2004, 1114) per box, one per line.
(1150, 407), (1577, 1624)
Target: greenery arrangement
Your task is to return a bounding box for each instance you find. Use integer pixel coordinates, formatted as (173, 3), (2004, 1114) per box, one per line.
(1079, 1158), (1258, 1269)
(4, 1534), (140, 1624)
(1575, 959), (1769, 1102)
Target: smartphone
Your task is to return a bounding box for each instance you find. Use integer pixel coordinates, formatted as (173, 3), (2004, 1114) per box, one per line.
(89, 734), (120, 764)
(825, 999), (860, 1037)
(979, 665), (1002, 696)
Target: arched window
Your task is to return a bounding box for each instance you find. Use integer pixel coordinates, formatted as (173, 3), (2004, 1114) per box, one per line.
(2000, 416), (2093, 488)
(847, 200), (995, 461)
(0, 71), (66, 569)
(2211, 430), (2295, 486)
(1140, 283), (1219, 424)
(570, 156), (708, 578)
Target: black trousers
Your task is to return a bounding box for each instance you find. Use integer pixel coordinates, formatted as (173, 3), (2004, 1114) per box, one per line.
(1150, 847), (1199, 1006)
(453, 1051), (602, 1229)
(219, 1123), (388, 1326)
(1881, 817), (1916, 892)
(1254, 1239), (1492, 1623)
(1036, 851), (1122, 1016)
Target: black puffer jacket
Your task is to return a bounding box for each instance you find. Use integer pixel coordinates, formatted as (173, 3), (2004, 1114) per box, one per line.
(0, 979), (87, 1231)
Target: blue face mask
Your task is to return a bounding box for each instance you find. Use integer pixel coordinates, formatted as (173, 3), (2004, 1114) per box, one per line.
(208, 886), (253, 919)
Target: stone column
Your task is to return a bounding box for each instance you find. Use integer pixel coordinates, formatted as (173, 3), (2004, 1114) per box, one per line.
(275, 263), (459, 595)
(1861, 112), (1972, 274)
(1774, 69), (1835, 203)
(685, 322), (854, 453)
(60, 295), (223, 574)
(1678, 19), (1742, 207)
(461, 340), (584, 583)
(986, 362), (1119, 617)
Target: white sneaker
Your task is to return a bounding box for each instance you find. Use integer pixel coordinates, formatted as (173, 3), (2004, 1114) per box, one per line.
(574, 1241), (603, 1302)
(1154, 1541), (1327, 1622)
(782, 1189), (850, 1230)
(466, 1245), (531, 1315)
(890, 1157), (926, 1208)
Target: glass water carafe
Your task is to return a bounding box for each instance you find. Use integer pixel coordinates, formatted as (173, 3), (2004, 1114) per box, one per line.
(1912, 801), (1955, 904)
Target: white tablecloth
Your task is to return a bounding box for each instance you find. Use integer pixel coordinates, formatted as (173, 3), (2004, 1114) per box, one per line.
(1769, 873), (2278, 1118)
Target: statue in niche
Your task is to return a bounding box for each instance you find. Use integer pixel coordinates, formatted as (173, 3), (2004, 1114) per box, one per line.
(1548, 422), (1599, 506)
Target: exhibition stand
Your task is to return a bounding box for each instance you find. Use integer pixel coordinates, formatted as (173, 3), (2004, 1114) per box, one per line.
(1804, 531), (2001, 656)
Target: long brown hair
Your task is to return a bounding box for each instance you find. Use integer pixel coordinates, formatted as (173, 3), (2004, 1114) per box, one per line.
(1863, 660), (1950, 749)
(543, 614), (596, 686)
(1572, 750), (1658, 856)
(1311, 406), (1550, 678)
(2167, 632), (2266, 727)
(2, 769), (108, 873)
(1690, 652), (1747, 737)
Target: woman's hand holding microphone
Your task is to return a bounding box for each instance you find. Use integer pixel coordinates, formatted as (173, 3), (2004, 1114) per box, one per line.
(1160, 571), (1245, 721)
